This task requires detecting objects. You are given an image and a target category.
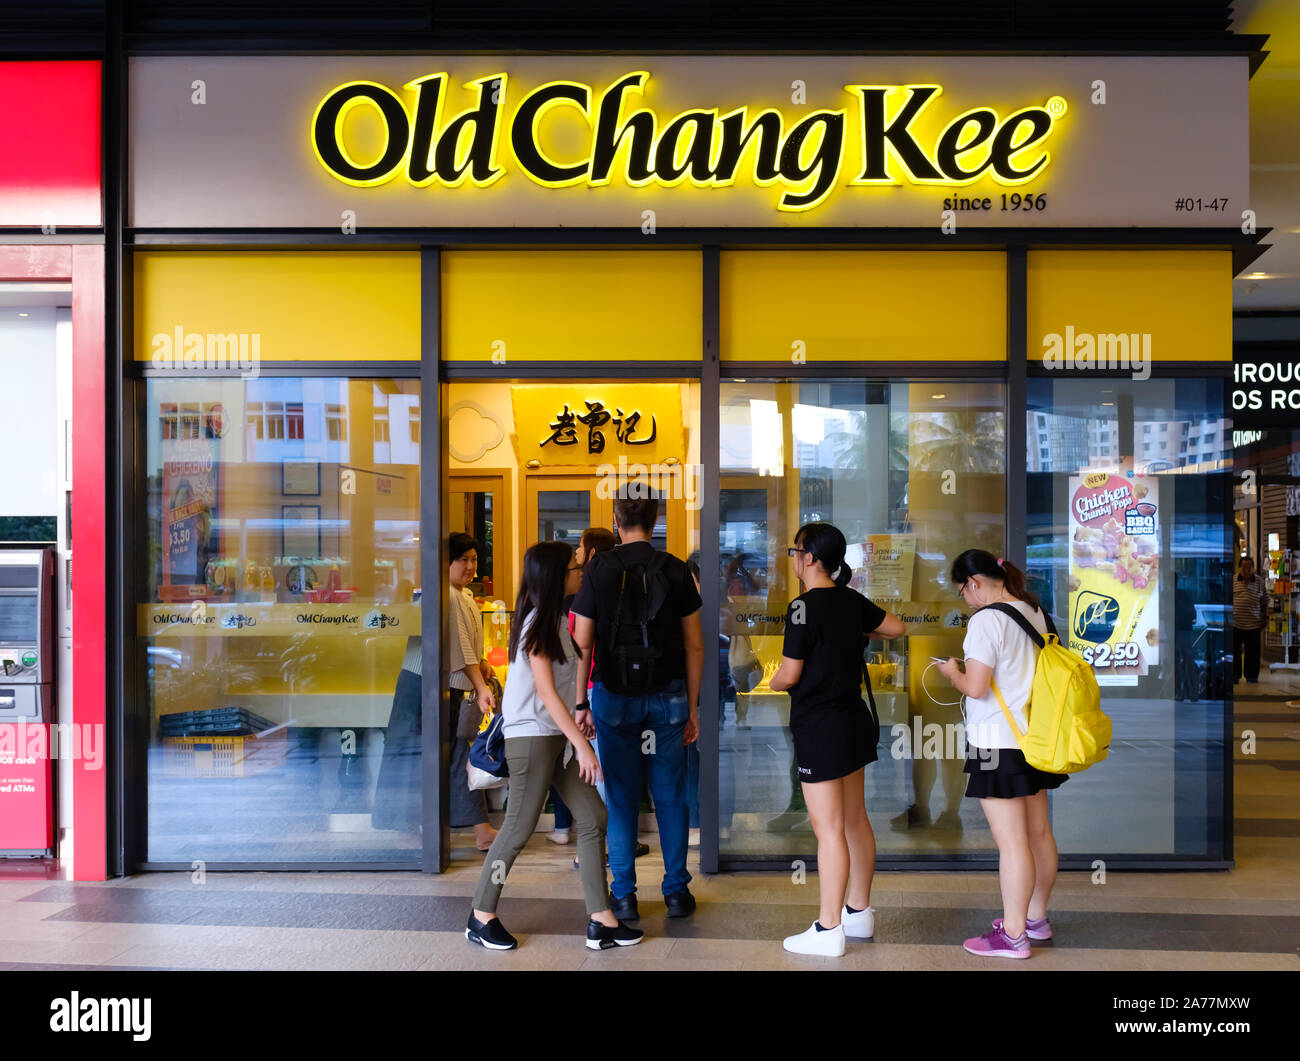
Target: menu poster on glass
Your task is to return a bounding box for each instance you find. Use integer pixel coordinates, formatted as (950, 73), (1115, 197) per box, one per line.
(1068, 470), (1160, 687)
(849, 535), (917, 603)
(161, 436), (222, 597)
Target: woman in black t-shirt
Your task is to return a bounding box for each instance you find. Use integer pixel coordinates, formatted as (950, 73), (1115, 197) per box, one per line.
(770, 522), (905, 957)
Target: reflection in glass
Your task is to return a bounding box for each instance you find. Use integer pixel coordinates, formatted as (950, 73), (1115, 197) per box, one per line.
(537, 490), (591, 545)
(1026, 377), (1228, 859)
(143, 378), (421, 863)
(719, 380), (1006, 860)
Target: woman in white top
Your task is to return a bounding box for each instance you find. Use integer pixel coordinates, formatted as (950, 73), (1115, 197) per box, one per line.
(937, 549), (1066, 960)
(466, 541), (642, 953)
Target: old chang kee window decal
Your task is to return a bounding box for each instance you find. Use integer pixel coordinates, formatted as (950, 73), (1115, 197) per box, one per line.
(311, 71), (1066, 213)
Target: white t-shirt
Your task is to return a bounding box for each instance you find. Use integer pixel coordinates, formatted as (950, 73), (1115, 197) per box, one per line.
(961, 600), (1048, 749)
(500, 610), (579, 739)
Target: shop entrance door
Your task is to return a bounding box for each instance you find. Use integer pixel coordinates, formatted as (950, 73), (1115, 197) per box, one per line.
(526, 470), (686, 556)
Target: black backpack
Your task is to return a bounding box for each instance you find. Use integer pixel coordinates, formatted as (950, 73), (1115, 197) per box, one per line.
(602, 548), (674, 695)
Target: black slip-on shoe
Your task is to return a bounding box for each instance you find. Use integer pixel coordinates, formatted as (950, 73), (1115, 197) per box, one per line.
(587, 918), (644, 950)
(609, 892), (639, 921)
(664, 888), (696, 918)
(466, 913), (518, 950)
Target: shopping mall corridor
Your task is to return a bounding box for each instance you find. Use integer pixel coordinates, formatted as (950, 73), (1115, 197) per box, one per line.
(2, 685), (1298, 971)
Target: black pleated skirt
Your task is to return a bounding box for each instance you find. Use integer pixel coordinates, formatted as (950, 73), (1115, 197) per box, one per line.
(964, 746), (1068, 800)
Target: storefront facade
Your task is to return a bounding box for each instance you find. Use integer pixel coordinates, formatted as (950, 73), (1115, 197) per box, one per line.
(118, 52), (1256, 874)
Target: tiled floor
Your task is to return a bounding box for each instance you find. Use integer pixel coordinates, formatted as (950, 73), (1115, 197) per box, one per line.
(1, 693), (1298, 971)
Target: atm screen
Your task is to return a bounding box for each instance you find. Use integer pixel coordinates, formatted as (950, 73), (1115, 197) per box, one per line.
(0, 597), (38, 642)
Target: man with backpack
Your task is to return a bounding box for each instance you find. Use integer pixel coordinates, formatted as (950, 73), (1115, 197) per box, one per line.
(571, 497), (704, 921)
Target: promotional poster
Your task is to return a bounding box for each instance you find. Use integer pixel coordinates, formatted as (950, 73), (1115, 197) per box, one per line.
(1068, 470), (1160, 686)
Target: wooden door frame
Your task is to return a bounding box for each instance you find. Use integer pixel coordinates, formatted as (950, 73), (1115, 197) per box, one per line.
(446, 467), (514, 606)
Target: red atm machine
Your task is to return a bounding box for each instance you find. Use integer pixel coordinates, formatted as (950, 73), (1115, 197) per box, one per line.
(0, 549), (56, 856)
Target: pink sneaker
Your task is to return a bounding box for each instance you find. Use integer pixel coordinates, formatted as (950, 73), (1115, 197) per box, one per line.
(963, 925), (1031, 959)
(993, 916), (1052, 941)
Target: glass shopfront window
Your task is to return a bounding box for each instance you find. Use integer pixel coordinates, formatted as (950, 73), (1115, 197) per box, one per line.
(1026, 376), (1230, 859)
(141, 377), (421, 863)
(718, 379), (1006, 859)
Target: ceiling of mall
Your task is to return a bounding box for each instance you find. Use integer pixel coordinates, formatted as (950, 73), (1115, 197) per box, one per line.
(1234, 0), (1300, 311)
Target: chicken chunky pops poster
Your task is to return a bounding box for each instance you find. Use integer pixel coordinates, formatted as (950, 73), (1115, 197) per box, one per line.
(1068, 471), (1160, 687)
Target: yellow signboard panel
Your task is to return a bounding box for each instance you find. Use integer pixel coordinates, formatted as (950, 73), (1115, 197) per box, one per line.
(1027, 250), (1231, 363)
(134, 251), (421, 362)
(721, 251), (1006, 362)
(441, 250), (701, 362)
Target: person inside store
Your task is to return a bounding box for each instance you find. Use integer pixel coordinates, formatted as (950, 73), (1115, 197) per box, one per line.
(936, 549), (1066, 959)
(1233, 555), (1270, 685)
(571, 497), (704, 922)
(467, 541), (642, 952)
(769, 522), (904, 957)
(447, 532), (499, 852)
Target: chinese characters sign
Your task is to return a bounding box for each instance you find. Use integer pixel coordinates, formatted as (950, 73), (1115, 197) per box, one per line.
(541, 401), (658, 454)
(512, 384), (684, 467)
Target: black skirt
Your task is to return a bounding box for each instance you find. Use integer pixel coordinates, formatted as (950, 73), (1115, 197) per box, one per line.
(964, 746), (1068, 800)
(790, 699), (879, 785)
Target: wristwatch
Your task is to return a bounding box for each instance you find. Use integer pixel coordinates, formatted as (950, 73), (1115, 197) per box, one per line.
(575, 700), (589, 711)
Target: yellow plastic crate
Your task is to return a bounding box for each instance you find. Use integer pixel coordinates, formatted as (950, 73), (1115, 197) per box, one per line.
(162, 728), (288, 778)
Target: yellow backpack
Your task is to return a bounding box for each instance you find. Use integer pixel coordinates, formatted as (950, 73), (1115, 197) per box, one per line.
(982, 603), (1111, 774)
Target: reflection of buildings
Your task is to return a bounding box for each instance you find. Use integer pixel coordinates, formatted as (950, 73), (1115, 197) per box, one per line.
(156, 380), (420, 467)
(149, 380), (421, 596)
(1027, 410), (1230, 472)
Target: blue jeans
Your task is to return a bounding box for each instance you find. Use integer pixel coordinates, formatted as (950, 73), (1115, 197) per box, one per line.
(686, 739), (700, 830)
(591, 679), (691, 899)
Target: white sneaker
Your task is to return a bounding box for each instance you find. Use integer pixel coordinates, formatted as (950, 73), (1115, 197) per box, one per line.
(782, 921), (845, 957)
(546, 830), (571, 845)
(841, 905), (875, 938)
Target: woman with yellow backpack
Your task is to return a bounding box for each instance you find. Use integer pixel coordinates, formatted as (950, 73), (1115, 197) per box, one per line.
(936, 549), (1069, 960)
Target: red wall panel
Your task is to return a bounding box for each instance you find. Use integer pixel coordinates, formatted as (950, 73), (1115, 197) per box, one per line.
(0, 61), (102, 227)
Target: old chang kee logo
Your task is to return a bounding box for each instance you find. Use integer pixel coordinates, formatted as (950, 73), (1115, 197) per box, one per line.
(311, 71), (1065, 212)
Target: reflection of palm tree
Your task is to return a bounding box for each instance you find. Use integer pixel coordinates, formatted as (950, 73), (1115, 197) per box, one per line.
(828, 410), (1005, 476)
(908, 412), (1005, 473)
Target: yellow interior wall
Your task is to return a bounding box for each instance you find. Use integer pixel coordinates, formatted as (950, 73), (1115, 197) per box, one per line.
(1026, 250), (1232, 361)
(721, 251), (1006, 362)
(447, 379), (701, 599)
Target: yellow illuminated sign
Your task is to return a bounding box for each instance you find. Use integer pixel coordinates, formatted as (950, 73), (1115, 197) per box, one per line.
(311, 71), (1066, 213)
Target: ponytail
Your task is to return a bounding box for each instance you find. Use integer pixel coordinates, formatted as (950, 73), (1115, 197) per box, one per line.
(951, 549), (1039, 608)
(795, 522), (853, 588)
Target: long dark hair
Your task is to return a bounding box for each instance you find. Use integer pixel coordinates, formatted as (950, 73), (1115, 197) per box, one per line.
(951, 549), (1039, 608)
(508, 541), (575, 663)
(795, 522), (853, 588)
